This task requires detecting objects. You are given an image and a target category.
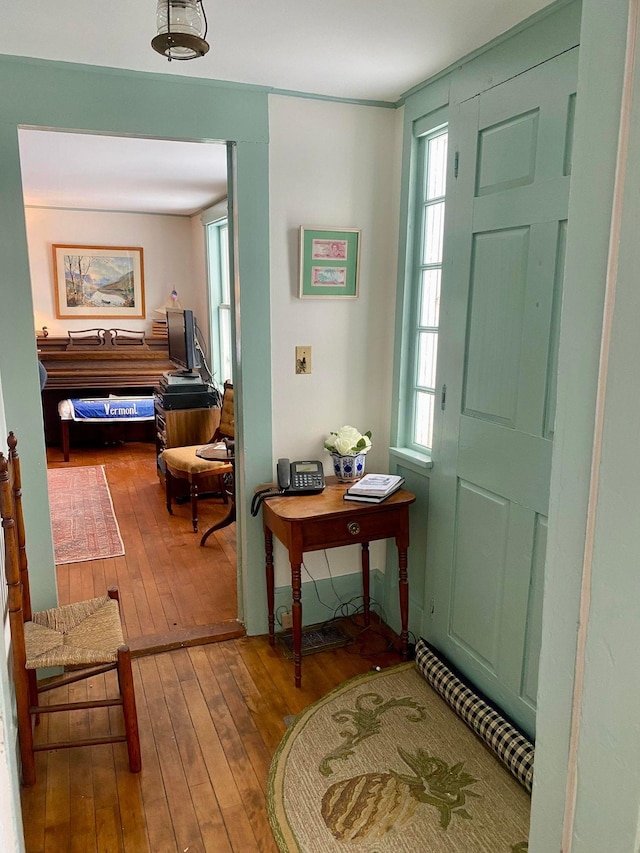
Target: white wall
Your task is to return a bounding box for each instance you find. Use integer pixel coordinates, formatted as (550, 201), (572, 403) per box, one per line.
(189, 212), (211, 369)
(268, 95), (402, 586)
(24, 207), (204, 337)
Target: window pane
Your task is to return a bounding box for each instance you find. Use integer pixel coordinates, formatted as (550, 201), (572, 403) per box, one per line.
(420, 269), (441, 328)
(422, 201), (444, 265)
(220, 224), (230, 303)
(414, 391), (435, 449)
(427, 133), (448, 200)
(219, 307), (232, 383)
(417, 332), (438, 388)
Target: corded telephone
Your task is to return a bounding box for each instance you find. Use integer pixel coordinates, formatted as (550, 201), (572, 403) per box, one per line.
(277, 458), (325, 493)
(251, 458), (325, 516)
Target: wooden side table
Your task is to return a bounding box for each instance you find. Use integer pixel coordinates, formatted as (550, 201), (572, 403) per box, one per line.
(260, 477), (416, 686)
(196, 442), (236, 546)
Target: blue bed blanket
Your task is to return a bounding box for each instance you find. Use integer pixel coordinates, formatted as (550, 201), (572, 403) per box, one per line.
(65, 397), (155, 421)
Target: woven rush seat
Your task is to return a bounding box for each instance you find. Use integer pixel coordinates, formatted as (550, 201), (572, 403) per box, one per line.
(24, 595), (124, 668)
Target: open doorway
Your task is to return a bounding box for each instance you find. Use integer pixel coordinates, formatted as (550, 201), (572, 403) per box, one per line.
(18, 128), (242, 649)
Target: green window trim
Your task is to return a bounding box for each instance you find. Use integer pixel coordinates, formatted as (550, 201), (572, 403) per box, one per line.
(401, 112), (449, 455)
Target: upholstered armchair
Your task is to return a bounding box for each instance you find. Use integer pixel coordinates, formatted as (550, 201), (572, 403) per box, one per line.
(161, 381), (234, 533)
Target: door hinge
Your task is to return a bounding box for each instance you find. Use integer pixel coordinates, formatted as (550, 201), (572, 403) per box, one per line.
(454, 151), (459, 178)
(430, 599), (435, 617)
(441, 384), (447, 411)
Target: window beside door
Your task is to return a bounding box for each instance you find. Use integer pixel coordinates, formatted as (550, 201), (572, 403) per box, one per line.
(403, 123), (448, 453)
(206, 219), (233, 385)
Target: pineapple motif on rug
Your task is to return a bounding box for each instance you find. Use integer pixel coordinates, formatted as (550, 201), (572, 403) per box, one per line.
(267, 663), (530, 852)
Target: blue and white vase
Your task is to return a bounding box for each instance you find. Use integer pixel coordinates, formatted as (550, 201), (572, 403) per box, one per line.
(331, 452), (367, 483)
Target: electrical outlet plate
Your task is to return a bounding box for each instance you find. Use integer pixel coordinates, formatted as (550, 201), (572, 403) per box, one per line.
(295, 346), (311, 374)
(281, 611), (293, 629)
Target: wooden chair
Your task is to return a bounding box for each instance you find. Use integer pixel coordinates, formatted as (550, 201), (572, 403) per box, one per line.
(0, 431), (141, 786)
(162, 381), (234, 533)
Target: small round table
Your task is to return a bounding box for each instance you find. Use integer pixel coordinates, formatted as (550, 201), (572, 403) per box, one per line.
(196, 442), (235, 546)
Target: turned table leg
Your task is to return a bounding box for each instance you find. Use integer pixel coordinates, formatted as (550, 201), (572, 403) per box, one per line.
(265, 527), (275, 645)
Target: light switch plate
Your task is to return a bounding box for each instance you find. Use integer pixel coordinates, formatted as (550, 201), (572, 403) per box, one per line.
(295, 346), (311, 374)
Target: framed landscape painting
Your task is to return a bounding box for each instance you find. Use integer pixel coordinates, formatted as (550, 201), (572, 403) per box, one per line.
(52, 244), (145, 319)
(299, 227), (360, 298)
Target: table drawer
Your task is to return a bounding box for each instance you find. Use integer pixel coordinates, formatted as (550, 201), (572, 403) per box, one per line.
(301, 506), (405, 551)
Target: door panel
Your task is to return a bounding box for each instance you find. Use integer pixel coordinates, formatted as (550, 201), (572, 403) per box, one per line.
(425, 48), (578, 736)
(450, 481), (510, 670)
(464, 226), (529, 424)
(458, 418), (551, 516)
(476, 109), (539, 195)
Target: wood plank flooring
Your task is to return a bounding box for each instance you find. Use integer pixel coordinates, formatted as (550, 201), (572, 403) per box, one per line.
(47, 442), (241, 645)
(20, 439), (403, 851)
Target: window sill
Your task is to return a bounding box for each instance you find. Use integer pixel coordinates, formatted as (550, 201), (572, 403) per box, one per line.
(389, 446), (433, 476)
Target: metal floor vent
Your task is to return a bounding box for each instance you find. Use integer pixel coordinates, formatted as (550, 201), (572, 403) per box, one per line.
(277, 623), (351, 659)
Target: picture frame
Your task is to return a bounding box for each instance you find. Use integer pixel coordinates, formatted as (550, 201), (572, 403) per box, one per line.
(52, 244), (145, 319)
(299, 227), (361, 298)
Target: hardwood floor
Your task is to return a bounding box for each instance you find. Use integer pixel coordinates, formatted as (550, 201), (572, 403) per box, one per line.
(47, 441), (241, 647)
(20, 439), (403, 851)
(21, 633), (402, 852)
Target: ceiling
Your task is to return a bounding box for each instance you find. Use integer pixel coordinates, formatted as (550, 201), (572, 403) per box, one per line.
(8, 0), (553, 216)
(18, 130), (228, 217)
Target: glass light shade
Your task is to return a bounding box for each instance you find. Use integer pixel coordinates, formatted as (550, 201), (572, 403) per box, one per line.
(152, 0), (209, 61)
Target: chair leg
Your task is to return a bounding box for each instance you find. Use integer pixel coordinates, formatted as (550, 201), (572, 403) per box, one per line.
(190, 482), (199, 533)
(27, 669), (39, 724)
(13, 667), (36, 786)
(165, 469), (173, 515)
(117, 646), (141, 774)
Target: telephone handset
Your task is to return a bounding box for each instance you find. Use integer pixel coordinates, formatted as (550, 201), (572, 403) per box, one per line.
(277, 458), (325, 494)
(251, 458), (325, 516)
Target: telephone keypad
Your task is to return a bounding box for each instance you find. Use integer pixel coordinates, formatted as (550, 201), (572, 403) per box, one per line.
(293, 473), (324, 489)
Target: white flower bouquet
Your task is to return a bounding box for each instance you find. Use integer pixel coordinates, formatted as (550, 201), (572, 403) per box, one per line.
(324, 425), (372, 457)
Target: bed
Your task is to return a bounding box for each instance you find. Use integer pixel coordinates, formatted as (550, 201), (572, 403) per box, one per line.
(58, 396), (155, 461)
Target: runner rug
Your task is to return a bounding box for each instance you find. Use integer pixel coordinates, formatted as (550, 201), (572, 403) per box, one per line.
(267, 662), (530, 852)
(47, 465), (124, 565)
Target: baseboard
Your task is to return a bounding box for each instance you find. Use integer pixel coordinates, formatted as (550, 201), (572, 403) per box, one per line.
(273, 568), (385, 631)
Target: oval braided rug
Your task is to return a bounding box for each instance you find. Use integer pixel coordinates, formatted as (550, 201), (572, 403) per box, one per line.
(267, 663), (529, 852)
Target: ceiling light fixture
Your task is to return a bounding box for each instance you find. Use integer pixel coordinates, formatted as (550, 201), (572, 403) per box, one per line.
(151, 0), (210, 61)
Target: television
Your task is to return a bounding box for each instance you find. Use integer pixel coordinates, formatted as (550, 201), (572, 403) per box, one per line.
(166, 308), (201, 376)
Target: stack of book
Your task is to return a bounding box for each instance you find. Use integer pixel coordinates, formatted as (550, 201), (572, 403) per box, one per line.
(343, 473), (405, 503)
(151, 318), (167, 337)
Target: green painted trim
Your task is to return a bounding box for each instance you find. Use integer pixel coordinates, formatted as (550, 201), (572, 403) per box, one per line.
(390, 102), (450, 449)
(389, 447), (433, 475)
(0, 124), (57, 613)
(397, 0), (580, 105)
(273, 569), (386, 629)
(0, 54), (272, 635)
(529, 0), (633, 849)
(200, 199), (228, 226)
(0, 52), (273, 94)
(390, 94), (449, 451)
(4, 59), (269, 145)
(1, 53), (396, 110)
(267, 87), (395, 109)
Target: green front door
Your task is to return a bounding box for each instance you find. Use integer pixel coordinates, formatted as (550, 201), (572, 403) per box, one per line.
(425, 48), (578, 736)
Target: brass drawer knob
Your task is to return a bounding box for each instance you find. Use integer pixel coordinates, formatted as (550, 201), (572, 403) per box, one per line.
(347, 521), (360, 536)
